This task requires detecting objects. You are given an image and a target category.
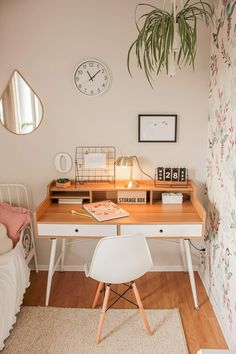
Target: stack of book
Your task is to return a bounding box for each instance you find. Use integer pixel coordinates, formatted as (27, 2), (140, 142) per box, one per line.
(58, 198), (83, 204)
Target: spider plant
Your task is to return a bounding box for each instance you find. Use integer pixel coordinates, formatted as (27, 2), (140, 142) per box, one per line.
(127, 0), (213, 86)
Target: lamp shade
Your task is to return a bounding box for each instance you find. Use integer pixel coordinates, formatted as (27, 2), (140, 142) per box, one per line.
(116, 156), (133, 167)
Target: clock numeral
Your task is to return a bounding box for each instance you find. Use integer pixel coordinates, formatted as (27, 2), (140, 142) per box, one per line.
(104, 76), (108, 80)
(83, 64), (87, 69)
(90, 90), (94, 95)
(172, 168), (179, 181)
(78, 70), (83, 75)
(89, 62), (94, 67)
(78, 84), (82, 88)
(164, 168), (171, 181)
(97, 88), (101, 93)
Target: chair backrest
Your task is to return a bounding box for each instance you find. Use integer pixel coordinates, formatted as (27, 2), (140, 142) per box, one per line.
(88, 233), (153, 284)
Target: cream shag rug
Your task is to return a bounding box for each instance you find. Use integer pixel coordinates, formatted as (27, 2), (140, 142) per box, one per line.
(2, 307), (188, 354)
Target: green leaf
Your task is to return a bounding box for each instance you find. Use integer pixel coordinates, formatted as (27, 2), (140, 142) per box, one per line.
(127, 0), (213, 84)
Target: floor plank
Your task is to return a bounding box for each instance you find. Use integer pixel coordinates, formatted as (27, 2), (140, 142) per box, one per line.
(23, 271), (228, 353)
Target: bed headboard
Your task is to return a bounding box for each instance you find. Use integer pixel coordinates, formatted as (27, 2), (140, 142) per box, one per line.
(0, 183), (38, 271)
(0, 183), (30, 209)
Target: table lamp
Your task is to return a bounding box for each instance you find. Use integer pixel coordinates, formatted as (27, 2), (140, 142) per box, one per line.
(115, 155), (153, 188)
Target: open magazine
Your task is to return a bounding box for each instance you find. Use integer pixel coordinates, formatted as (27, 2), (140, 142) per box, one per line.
(83, 200), (129, 222)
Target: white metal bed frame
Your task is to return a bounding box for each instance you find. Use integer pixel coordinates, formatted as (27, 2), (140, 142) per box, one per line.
(0, 183), (38, 271)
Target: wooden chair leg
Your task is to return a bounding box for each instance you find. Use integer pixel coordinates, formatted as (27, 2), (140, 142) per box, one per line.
(96, 284), (110, 344)
(132, 282), (152, 336)
(92, 282), (104, 308)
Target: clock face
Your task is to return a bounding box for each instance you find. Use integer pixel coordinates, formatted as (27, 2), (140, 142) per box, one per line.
(74, 59), (110, 96)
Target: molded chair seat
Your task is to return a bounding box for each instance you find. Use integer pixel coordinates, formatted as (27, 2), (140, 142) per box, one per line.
(85, 233), (153, 344)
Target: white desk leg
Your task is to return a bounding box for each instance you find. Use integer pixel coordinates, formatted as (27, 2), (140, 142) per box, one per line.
(180, 239), (187, 272)
(60, 238), (66, 272)
(183, 239), (199, 310)
(46, 238), (57, 306)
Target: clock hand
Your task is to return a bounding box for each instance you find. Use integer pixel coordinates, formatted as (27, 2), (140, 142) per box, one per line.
(89, 70), (101, 81)
(87, 71), (93, 81)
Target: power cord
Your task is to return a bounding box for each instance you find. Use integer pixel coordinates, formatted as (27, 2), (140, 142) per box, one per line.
(189, 240), (205, 252)
(133, 156), (153, 180)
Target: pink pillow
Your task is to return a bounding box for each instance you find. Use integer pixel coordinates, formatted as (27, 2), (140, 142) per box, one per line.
(0, 203), (31, 245)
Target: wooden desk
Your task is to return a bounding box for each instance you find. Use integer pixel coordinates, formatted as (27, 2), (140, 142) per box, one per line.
(34, 180), (205, 307)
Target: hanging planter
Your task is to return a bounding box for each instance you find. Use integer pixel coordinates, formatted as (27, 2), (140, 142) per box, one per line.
(127, 0), (213, 86)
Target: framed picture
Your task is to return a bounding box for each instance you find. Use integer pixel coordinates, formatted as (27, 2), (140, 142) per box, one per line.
(138, 114), (177, 142)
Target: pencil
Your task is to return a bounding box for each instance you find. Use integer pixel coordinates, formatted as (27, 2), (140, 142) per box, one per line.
(71, 210), (92, 218)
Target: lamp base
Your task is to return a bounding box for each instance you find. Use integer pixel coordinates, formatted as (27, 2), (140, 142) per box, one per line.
(124, 180), (139, 189)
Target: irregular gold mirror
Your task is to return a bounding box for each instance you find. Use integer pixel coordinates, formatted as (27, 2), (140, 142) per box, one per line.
(0, 70), (43, 134)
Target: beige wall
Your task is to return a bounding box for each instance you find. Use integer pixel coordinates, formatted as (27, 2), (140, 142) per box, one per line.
(0, 0), (211, 268)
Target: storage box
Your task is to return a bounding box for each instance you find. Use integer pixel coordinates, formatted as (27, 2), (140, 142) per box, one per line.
(162, 193), (183, 204)
(117, 190), (146, 204)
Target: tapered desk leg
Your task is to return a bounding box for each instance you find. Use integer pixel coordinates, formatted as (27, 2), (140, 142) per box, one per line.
(60, 238), (66, 272)
(183, 239), (199, 310)
(180, 239), (187, 272)
(31, 232), (39, 273)
(46, 238), (57, 306)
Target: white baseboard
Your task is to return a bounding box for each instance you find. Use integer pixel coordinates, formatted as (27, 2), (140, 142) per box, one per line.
(198, 271), (236, 350)
(36, 264), (199, 272)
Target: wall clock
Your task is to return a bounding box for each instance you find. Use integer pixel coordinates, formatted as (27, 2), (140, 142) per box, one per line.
(74, 59), (110, 96)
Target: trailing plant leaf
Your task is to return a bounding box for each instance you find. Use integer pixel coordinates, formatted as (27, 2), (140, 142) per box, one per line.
(127, 0), (213, 85)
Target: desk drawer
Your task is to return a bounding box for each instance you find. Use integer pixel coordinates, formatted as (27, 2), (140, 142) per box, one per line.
(120, 224), (202, 238)
(37, 224), (117, 237)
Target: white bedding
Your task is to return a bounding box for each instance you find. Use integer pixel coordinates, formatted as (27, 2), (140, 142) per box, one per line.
(0, 241), (30, 350)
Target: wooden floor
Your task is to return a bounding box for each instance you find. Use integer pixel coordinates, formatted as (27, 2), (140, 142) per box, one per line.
(24, 271), (228, 354)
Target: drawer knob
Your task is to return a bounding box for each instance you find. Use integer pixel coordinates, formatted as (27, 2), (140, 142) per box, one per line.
(75, 229), (79, 233)
(159, 229), (163, 233)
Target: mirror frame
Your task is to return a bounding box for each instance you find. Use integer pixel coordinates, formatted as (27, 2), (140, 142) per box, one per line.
(0, 69), (44, 135)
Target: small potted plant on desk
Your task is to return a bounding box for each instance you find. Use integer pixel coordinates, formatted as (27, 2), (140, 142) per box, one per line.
(56, 178), (71, 188)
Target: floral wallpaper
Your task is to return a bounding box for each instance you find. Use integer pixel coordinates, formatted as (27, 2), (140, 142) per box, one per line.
(202, 0), (236, 344)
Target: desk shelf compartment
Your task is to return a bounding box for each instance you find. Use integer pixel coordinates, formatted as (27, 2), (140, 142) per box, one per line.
(50, 190), (91, 204)
(91, 190), (117, 203)
(152, 189), (192, 205)
(47, 180), (196, 208)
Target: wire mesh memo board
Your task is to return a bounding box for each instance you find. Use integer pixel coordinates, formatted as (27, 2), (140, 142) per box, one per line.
(75, 146), (116, 185)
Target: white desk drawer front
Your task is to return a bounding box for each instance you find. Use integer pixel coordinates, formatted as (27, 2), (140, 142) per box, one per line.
(120, 224), (202, 238)
(37, 224), (117, 237)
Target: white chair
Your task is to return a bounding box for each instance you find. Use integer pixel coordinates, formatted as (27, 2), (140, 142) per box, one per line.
(85, 233), (153, 344)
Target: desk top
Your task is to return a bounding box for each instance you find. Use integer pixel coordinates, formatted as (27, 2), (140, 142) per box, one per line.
(36, 201), (202, 225)
(35, 180), (205, 229)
